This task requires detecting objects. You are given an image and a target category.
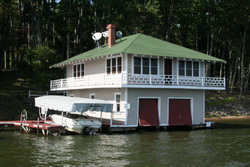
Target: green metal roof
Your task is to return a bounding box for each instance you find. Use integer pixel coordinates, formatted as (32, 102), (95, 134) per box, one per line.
(52, 33), (225, 67)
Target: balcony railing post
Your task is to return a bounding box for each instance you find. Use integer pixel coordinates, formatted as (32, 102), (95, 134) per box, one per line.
(201, 77), (204, 87)
(60, 79), (63, 88)
(104, 74), (106, 85)
(150, 75), (152, 85)
(120, 73), (123, 85)
(121, 73), (124, 85)
(50, 81), (52, 90)
(177, 75), (179, 86)
(87, 76), (89, 86)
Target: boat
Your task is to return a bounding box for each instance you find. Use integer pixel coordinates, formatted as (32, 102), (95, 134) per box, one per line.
(35, 95), (113, 134)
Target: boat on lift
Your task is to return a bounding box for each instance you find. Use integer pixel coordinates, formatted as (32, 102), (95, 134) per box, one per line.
(35, 95), (113, 134)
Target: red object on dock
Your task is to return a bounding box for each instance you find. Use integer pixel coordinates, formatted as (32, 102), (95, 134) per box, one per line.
(0, 120), (65, 131)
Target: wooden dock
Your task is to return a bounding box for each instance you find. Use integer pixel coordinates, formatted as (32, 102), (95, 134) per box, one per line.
(0, 120), (65, 135)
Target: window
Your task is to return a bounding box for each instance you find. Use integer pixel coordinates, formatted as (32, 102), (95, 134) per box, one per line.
(134, 57), (141, 74)
(178, 61), (199, 77)
(73, 63), (84, 78)
(179, 61), (185, 76)
(186, 61), (192, 76)
(133, 57), (158, 75)
(151, 58), (158, 75)
(117, 57), (122, 73)
(107, 59), (111, 74)
(193, 62), (199, 76)
(81, 64), (84, 76)
(112, 58), (116, 74)
(106, 57), (122, 74)
(143, 58), (150, 74)
(89, 93), (95, 99)
(114, 93), (121, 112)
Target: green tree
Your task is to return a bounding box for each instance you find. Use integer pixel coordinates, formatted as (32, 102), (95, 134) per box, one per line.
(21, 45), (63, 89)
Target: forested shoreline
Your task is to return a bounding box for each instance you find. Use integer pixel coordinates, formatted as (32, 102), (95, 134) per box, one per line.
(0, 0), (249, 98)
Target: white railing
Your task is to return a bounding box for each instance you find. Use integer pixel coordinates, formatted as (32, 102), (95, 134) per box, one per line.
(123, 74), (225, 87)
(50, 73), (225, 90)
(51, 73), (122, 90)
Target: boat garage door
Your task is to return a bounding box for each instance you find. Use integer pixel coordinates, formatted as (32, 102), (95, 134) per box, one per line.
(169, 99), (192, 125)
(139, 99), (159, 126)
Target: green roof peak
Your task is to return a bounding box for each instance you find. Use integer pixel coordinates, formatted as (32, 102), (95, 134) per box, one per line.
(52, 33), (225, 67)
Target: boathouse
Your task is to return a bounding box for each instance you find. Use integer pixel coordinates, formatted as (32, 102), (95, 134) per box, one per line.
(50, 24), (226, 131)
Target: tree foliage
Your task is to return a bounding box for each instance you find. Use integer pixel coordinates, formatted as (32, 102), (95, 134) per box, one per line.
(21, 45), (63, 88)
(0, 0), (249, 96)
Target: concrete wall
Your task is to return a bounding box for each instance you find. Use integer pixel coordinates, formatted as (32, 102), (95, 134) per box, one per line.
(126, 88), (205, 126)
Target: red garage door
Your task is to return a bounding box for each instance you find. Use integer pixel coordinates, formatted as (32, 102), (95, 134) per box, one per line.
(169, 99), (192, 125)
(139, 99), (159, 126)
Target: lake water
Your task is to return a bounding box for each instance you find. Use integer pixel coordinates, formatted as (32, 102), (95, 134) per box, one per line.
(1, 119), (250, 167)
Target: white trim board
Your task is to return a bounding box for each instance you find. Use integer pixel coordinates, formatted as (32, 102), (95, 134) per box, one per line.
(51, 85), (225, 91)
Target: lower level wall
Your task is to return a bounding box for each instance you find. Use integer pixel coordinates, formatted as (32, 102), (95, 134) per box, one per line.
(127, 88), (205, 126)
(67, 88), (205, 127)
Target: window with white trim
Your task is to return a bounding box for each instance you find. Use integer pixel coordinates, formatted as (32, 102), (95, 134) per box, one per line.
(106, 57), (122, 74)
(114, 93), (121, 112)
(178, 60), (199, 77)
(193, 62), (199, 76)
(134, 57), (158, 75)
(89, 93), (95, 99)
(73, 63), (84, 78)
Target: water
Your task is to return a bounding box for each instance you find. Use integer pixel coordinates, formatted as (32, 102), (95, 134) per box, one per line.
(1, 120), (250, 167)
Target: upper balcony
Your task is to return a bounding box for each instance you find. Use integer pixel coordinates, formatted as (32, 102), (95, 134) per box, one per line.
(50, 73), (225, 91)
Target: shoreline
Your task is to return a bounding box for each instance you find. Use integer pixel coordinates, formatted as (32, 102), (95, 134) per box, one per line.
(206, 115), (250, 121)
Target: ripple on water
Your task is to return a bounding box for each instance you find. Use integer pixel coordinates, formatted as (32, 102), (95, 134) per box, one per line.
(0, 123), (250, 167)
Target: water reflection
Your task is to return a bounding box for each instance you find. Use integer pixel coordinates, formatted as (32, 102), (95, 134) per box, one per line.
(0, 123), (250, 167)
(26, 134), (131, 167)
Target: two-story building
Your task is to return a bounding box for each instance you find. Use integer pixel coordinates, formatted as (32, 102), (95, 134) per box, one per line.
(50, 24), (226, 131)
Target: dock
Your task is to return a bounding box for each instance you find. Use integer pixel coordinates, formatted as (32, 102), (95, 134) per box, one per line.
(0, 120), (215, 135)
(0, 120), (65, 135)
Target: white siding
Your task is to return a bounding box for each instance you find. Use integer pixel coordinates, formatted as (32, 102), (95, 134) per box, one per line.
(67, 64), (73, 78)
(172, 59), (178, 75)
(85, 58), (105, 75)
(68, 88), (126, 112)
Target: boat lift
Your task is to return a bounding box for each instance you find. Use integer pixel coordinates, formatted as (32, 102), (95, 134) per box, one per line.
(0, 109), (65, 136)
(0, 96), (123, 135)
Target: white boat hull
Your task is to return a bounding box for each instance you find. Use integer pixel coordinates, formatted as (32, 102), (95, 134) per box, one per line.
(50, 114), (101, 134)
